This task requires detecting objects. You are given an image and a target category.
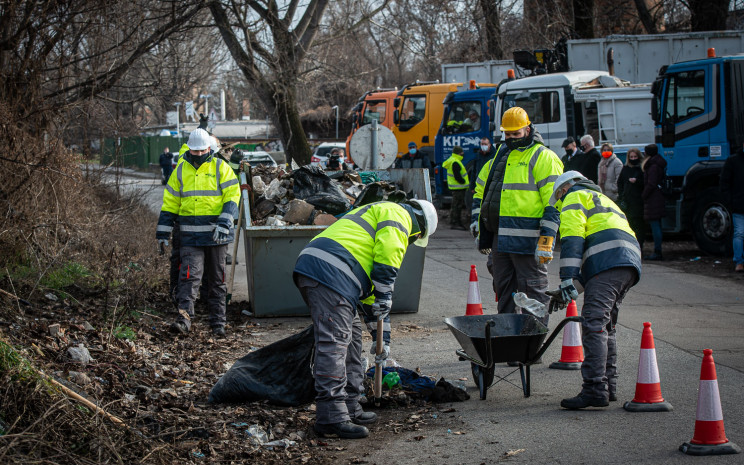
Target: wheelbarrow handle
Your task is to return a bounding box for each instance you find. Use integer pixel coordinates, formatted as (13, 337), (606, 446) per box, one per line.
(483, 320), (496, 369)
(533, 316), (584, 363)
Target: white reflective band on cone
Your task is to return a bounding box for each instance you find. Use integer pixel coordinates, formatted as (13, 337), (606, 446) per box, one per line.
(696, 380), (724, 422)
(637, 348), (661, 384)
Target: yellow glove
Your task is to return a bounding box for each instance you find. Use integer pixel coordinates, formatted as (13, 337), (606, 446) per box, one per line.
(535, 236), (554, 265)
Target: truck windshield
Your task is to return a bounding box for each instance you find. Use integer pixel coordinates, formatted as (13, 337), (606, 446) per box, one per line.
(443, 101), (481, 134)
(398, 95), (426, 131)
(503, 91), (560, 124)
(662, 70), (705, 123)
(362, 100), (387, 125)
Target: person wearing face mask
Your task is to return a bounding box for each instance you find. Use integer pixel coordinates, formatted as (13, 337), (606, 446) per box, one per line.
(579, 135), (601, 184)
(469, 137), (497, 224)
(597, 143), (623, 201)
(561, 137), (584, 173)
(156, 128), (240, 338)
(395, 142), (431, 169)
(617, 148), (646, 252)
(470, 107), (564, 329)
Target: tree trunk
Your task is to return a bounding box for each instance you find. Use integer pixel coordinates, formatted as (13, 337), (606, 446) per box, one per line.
(573, 0), (595, 39)
(271, 85), (312, 166)
(633, 0), (658, 34)
(689, 0), (730, 32)
(479, 0), (504, 59)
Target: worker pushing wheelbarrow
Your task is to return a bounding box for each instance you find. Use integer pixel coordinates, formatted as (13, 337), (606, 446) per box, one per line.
(445, 293), (582, 400)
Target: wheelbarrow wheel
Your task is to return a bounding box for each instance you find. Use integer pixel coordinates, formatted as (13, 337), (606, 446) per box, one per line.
(471, 363), (495, 400)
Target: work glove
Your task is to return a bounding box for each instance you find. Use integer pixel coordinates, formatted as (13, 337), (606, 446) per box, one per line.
(372, 301), (391, 321)
(475, 238), (491, 255)
(157, 239), (169, 255)
(470, 220), (479, 238)
(545, 279), (579, 313)
(535, 235), (555, 265)
(212, 225), (230, 244)
(371, 342), (390, 364)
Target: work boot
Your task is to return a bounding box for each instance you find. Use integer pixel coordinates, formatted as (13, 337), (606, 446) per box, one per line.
(226, 253), (238, 265)
(351, 411), (378, 425)
(170, 320), (189, 335)
(735, 263), (744, 272)
(212, 326), (226, 338)
(314, 421), (369, 439)
(560, 394), (609, 410)
(609, 385), (617, 402)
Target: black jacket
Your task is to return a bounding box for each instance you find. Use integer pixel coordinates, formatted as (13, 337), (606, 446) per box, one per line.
(581, 148), (601, 184)
(642, 154), (667, 221)
(159, 151), (173, 168)
(561, 148), (585, 174)
(469, 145), (497, 190)
(720, 150), (744, 214)
(617, 164), (644, 218)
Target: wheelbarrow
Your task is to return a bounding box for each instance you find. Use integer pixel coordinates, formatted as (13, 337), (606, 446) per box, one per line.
(444, 313), (583, 400)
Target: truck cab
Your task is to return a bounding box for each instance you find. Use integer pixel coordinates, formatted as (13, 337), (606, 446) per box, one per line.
(433, 85), (497, 201)
(392, 81), (463, 163)
(345, 89), (397, 163)
(652, 53), (744, 254)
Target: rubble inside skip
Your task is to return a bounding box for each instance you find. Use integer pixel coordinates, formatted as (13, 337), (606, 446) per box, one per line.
(247, 164), (408, 226)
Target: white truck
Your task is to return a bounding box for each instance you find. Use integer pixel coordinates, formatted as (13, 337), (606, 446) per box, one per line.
(491, 71), (653, 157)
(442, 31), (744, 84)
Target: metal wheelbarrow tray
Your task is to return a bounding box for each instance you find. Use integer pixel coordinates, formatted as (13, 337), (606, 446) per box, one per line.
(444, 314), (582, 400)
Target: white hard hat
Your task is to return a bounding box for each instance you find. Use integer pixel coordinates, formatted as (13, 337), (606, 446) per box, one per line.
(210, 135), (220, 154)
(187, 128), (211, 151)
(549, 170), (587, 205)
(409, 199), (438, 247)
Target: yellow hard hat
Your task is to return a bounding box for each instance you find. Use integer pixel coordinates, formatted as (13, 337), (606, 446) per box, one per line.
(500, 107), (531, 131)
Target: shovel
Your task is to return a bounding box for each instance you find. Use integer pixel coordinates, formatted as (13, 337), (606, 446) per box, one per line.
(373, 317), (383, 406)
(226, 197), (244, 305)
(513, 292), (548, 319)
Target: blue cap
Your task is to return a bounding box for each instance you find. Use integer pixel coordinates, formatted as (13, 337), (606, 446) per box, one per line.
(408, 142), (417, 148)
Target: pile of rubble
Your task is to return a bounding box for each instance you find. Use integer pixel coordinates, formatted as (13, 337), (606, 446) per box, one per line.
(248, 165), (407, 227)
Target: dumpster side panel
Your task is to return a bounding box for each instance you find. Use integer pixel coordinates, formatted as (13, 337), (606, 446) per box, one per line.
(245, 168), (431, 317)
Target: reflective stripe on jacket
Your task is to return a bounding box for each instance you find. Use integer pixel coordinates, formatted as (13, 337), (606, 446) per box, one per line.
(473, 141), (563, 253)
(293, 201), (414, 308)
(557, 184), (642, 285)
(442, 153), (469, 190)
(156, 156), (240, 246)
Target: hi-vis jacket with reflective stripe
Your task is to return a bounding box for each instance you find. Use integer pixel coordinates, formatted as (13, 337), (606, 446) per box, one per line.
(557, 183), (642, 286)
(293, 201), (415, 309)
(156, 155), (240, 247)
(472, 137), (563, 254)
(442, 153), (469, 190)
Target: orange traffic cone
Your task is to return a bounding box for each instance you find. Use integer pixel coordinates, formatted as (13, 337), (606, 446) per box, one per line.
(623, 322), (673, 412)
(549, 300), (583, 370)
(465, 265), (483, 316)
(680, 349), (741, 456)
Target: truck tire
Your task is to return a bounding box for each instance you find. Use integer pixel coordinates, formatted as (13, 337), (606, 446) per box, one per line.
(691, 188), (732, 256)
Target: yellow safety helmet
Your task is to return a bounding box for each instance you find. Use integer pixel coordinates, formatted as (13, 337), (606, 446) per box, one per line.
(500, 107), (531, 132)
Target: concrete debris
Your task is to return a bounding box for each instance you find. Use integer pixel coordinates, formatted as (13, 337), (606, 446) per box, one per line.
(68, 371), (92, 386)
(248, 165), (408, 226)
(48, 323), (62, 337)
(282, 199), (315, 225)
(67, 343), (93, 366)
(312, 214), (337, 226)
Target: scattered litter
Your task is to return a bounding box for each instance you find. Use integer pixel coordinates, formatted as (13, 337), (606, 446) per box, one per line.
(241, 310), (253, 317)
(67, 344), (93, 365)
(191, 451), (205, 458)
(714, 261), (721, 264)
(263, 439), (296, 449)
(690, 256), (701, 261)
(231, 422), (248, 428)
(45, 292), (58, 301)
(503, 449), (526, 458)
(246, 424), (269, 445)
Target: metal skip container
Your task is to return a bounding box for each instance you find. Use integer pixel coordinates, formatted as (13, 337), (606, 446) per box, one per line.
(243, 168), (432, 317)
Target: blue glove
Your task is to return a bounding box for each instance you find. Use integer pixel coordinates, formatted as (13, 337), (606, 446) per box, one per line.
(212, 225), (230, 244)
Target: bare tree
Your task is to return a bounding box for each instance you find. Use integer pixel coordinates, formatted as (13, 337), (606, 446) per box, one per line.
(573, 0), (595, 38)
(689, 0), (731, 31)
(479, 0), (504, 59)
(634, 0), (659, 33)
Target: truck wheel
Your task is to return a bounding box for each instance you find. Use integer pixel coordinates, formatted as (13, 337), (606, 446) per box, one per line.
(692, 188), (732, 256)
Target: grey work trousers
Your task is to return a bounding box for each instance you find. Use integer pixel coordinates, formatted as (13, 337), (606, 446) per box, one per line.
(489, 249), (550, 325)
(296, 275), (364, 425)
(580, 267), (636, 399)
(176, 245), (228, 330)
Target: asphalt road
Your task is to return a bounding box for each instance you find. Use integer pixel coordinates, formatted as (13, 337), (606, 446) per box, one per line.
(121, 168), (744, 464)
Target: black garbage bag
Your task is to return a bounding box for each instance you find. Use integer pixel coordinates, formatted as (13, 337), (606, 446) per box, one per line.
(293, 165), (351, 215)
(208, 325), (316, 406)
